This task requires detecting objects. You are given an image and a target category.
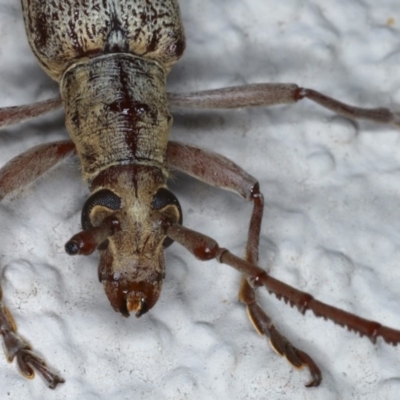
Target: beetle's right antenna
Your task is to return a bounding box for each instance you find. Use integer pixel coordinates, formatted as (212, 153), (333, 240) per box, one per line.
(65, 216), (121, 256)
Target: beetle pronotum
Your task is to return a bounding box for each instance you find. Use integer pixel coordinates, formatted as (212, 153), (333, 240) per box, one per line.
(0, 3), (396, 398)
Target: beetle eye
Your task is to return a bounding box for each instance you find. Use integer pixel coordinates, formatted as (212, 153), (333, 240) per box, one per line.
(81, 189), (122, 229)
(151, 187), (182, 248)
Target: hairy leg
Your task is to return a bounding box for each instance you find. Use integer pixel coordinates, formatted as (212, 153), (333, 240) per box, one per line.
(0, 139), (75, 388)
(167, 141), (322, 386)
(168, 84), (399, 125)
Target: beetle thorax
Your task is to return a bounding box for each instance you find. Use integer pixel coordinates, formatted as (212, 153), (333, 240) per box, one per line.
(61, 54), (172, 181)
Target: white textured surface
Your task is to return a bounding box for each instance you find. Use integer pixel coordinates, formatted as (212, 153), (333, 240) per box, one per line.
(0, 1), (400, 399)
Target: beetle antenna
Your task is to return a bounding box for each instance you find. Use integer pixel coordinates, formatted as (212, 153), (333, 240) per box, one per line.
(65, 215), (120, 256)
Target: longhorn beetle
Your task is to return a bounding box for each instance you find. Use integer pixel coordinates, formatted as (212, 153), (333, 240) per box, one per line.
(0, 0), (400, 394)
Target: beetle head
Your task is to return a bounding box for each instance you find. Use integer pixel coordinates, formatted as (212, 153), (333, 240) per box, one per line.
(79, 166), (181, 317)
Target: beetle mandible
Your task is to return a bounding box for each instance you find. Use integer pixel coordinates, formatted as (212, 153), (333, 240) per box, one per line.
(0, 0), (399, 394)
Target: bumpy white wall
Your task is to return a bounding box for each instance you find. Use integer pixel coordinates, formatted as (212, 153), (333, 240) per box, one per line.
(0, 1), (400, 399)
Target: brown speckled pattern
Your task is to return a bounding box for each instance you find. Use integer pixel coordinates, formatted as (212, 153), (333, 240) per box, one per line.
(22, 0), (185, 80)
(20, 0), (185, 322)
(62, 54), (171, 180)
(21, 0), (184, 180)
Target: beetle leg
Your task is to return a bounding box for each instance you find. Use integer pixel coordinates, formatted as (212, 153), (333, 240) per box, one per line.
(167, 141), (321, 386)
(168, 84), (400, 126)
(0, 140), (75, 200)
(0, 140), (75, 386)
(0, 284), (64, 388)
(239, 277), (321, 387)
(239, 178), (322, 387)
(0, 97), (62, 129)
